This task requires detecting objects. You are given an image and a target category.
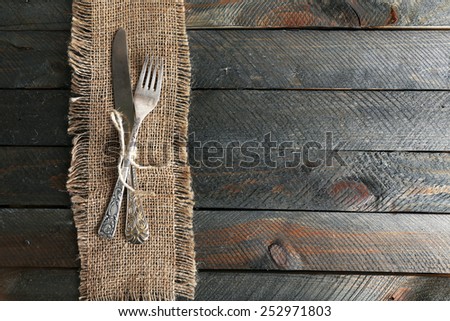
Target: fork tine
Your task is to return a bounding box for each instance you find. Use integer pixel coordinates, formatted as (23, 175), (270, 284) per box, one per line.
(150, 57), (159, 90)
(144, 57), (154, 89)
(137, 55), (149, 88)
(156, 59), (164, 94)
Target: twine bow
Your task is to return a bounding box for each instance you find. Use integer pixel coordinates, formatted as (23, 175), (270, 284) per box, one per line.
(110, 110), (158, 196)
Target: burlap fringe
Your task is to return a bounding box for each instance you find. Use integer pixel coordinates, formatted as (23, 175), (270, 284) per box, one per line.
(67, 0), (196, 300)
(172, 3), (197, 300)
(67, 0), (92, 301)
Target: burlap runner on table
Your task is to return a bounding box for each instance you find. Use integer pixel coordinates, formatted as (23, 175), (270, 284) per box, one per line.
(67, 0), (195, 300)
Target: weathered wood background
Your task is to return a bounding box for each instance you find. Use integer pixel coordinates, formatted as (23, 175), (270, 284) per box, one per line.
(0, 0), (450, 300)
(2, 0), (450, 30)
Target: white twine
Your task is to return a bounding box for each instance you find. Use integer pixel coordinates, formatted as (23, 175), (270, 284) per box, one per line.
(110, 110), (159, 196)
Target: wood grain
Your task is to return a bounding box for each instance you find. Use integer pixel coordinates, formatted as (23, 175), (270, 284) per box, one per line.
(1, 147), (449, 213)
(1, 268), (449, 300)
(2, 209), (450, 274)
(3, 90), (450, 151)
(194, 210), (450, 272)
(0, 147), (70, 206)
(0, 268), (79, 301)
(1, 0), (450, 30)
(186, 0), (450, 28)
(0, 90), (69, 146)
(0, 32), (70, 89)
(2, 30), (450, 90)
(189, 30), (450, 89)
(193, 151), (450, 213)
(190, 90), (450, 151)
(0, 0), (72, 31)
(0, 209), (77, 268)
(195, 272), (450, 301)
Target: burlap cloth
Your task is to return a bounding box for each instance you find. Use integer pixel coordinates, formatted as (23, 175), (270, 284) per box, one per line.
(67, 0), (195, 300)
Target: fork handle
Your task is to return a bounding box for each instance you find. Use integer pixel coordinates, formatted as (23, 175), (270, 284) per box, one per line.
(125, 167), (150, 244)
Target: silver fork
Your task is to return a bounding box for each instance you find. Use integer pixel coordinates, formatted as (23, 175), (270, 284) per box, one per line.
(124, 56), (164, 243)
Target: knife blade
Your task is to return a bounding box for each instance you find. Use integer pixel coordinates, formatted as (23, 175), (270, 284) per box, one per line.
(112, 28), (135, 138)
(98, 28), (136, 239)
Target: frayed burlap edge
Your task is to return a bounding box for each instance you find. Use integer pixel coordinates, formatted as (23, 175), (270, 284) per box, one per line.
(172, 1), (197, 301)
(67, 0), (92, 300)
(67, 0), (196, 300)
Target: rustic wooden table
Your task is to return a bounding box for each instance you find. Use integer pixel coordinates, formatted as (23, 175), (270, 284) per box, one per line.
(1, 0), (450, 300)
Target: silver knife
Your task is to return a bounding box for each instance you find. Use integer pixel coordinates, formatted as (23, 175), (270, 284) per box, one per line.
(98, 28), (149, 240)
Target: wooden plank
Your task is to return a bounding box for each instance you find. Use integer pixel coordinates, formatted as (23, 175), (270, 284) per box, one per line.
(0, 209), (77, 268)
(0, 147), (70, 206)
(195, 272), (450, 301)
(2, 30), (450, 90)
(2, 90), (450, 151)
(1, 0), (450, 30)
(1, 147), (450, 213)
(1, 209), (450, 274)
(186, 0), (450, 28)
(189, 30), (450, 90)
(1, 268), (449, 300)
(190, 90), (450, 151)
(0, 268), (79, 301)
(194, 210), (450, 273)
(0, 90), (70, 146)
(193, 151), (450, 213)
(0, 0), (72, 31)
(0, 32), (70, 89)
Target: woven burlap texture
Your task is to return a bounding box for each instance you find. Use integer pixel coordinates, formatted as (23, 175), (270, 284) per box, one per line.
(67, 0), (195, 300)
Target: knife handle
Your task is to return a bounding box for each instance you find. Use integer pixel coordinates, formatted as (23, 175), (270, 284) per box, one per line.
(98, 159), (130, 239)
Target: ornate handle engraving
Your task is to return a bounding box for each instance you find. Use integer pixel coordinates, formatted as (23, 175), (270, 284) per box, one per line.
(125, 167), (150, 244)
(98, 160), (130, 239)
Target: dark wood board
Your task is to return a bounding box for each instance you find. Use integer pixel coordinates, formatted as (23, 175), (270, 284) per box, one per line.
(0, 90), (69, 146)
(1, 147), (449, 213)
(195, 271), (450, 301)
(2, 90), (450, 152)
(192, 150), (450, 213)
(189, 90), (450, 152)
(0, 147), (70, 206)
(0, 268), (79, 301)
(2, 209), (450, 274)
(186, 0), (450, 28)
(0, 32), (70, 89)
(2, 30), (450, 90)
(194, 210), (450, 272)
(1, 268), (449, 301)
(0, 0), (72, 31)
(189, 30), (450, 90)
(1, 0), (450, 30)
(0, 209), (78, 268)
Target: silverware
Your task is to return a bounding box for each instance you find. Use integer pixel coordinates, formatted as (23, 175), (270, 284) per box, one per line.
(98, 28), (148, 240)
(124, 56), (164, 243)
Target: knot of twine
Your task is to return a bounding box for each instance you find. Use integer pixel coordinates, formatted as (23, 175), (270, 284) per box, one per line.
(111, 110), (161, 196)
